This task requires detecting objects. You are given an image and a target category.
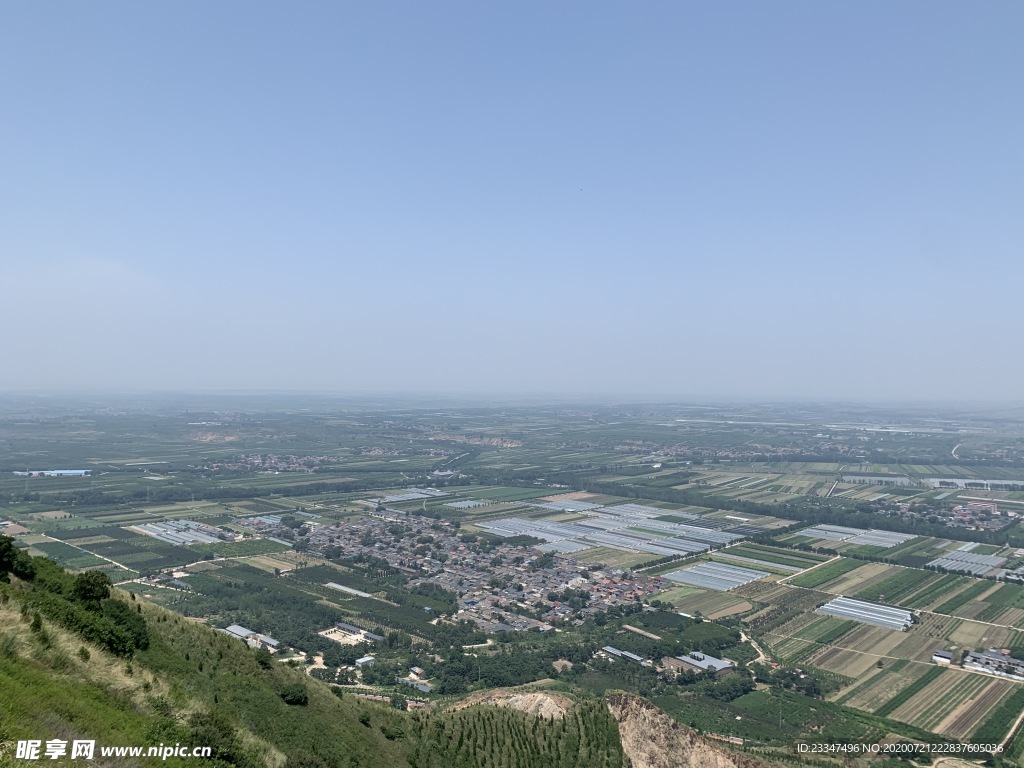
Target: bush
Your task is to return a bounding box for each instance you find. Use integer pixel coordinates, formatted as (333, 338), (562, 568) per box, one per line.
(280, 683), (309, 706)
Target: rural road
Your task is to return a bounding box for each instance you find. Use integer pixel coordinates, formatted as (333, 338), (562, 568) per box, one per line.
(1000, 705), (1024, 751)
(740, 630), (769, 664)
(952, 443), (962, 459)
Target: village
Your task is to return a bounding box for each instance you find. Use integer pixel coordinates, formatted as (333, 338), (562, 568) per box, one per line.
(236, 505), (671, 636)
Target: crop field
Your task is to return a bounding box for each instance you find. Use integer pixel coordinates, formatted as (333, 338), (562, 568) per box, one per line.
(762, 613), (858, 663)
(888, 668), (1018, 740)
(654, 585), (704, 605)
(972, 687), (1024, 749)
(29, 540), (107, 570)
(465, 487), (561, 502)
(788, 557), (861, 588)
(923, 614), (1024, 651)
(664, 588), (753, 619)
(971, 581), (1024, 624)
(832, 659), (918, 708)
(885, 537), (959, 567)
(21, 515), (110, 534)
(809, 561), (902, 595)
(801, 623), (911, 677)
(743, 586), (830, 634)
(60, 530), (197, 573)
(242, 553), (304, 573)
(852, 568), (934, 603)
(574, 546), (653, 569)
(932, 580), (1002, 618)
(900, 573), (974, 609)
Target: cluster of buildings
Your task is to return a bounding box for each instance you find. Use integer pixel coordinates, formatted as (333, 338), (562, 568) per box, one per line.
(597, 646), (736, 678)
(12, 469), (91, 477)
(197, 454), (339, 473)
(219, 624), (280, 651)
(451, 566), (666, 634)
(664, 652), (735, 677)
(235, 507), (670, 636)
(962, 649), (1024, 681)
(869, 499), (1017, 532)
(933, 647), (1024, 682)
(320, 621), (384, 646)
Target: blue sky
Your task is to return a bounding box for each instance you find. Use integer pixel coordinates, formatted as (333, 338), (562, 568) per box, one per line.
(2, 2), (1021, 400)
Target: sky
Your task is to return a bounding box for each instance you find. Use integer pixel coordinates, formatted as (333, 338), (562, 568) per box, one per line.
(1, 2), (1022, 401)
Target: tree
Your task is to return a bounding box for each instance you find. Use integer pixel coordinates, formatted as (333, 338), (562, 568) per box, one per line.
(73, 571), (112, 607)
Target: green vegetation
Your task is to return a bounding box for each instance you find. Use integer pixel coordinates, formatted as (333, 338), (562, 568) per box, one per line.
(854, 569), (932, 604)
(933, 579), (994, 615)
(409, 701), (626, 768)
(790, 558), (861, 588)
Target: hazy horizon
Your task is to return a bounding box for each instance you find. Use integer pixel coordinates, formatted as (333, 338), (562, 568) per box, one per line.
(3, 3), (1022, 400)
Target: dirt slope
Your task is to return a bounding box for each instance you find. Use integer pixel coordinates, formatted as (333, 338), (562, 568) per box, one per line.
(448, 688), (573, 719)
(607, 693), (774, 768)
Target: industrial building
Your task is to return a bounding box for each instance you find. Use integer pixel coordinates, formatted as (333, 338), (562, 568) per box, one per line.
(962, 649), (1024, 681)
(220, 624), (280, 649)
(667, 651), (735, 677)
(601, 646), (648, 665)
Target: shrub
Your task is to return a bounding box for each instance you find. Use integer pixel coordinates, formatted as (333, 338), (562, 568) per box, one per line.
(280, 683), (309, 706)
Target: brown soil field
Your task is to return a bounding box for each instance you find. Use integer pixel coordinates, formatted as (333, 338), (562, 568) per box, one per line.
(843, 665), (928, 711)
(538, 491), (598, 502)
(245, 555), (302, 573)
(889, 668), (960, 724)
(804, 625), (908, 676)
(910, 671), (992, 732)
(708, 601), (753, 620)
(936, 678), (1014, 740)
(945, 618), (1019, 650)
(675, 590), (749, 617)
(994, 607), (1024, 627)
(916, 613), (962, 640)
(891, 632), (945, 662)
